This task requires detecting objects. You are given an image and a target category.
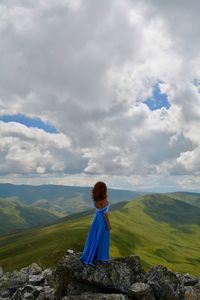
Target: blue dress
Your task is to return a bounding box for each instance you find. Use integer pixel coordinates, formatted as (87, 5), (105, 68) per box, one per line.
(80, 203), (110, 264)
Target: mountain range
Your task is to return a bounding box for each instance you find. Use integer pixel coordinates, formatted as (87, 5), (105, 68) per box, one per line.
(0, 183), (140, 235)
(0, 191), (200, 276)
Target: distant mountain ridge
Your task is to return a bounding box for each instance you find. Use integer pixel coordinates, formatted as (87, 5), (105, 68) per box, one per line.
(166, 191), (200, 208)
(0, 183), (141, 216)
(0, 183), (141, 235)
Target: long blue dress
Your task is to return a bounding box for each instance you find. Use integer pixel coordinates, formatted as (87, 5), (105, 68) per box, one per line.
(80, 203), (110, 264)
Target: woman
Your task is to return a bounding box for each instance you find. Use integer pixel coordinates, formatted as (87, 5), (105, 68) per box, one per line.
(80, 181), (111, 264)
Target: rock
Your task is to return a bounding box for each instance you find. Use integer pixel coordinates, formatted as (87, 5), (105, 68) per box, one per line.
(37, 285), (56, 300)
(182, 273), (199, 286)
(0, 288), (11, 298)
(29, 274), (45, 285)
(43, 268), (55, 286)
(128, 282), (156, 300)
(54, 250), (145, 299)
(0, 266), (3, 277)
(11, 284), (42, 299)
(23, 292), (35, 299)
(145, 264), (185, 300)
(65, 280), (102, 296)
(0, 269), (29, 298)
(28, 263), (43, 275)
(61, 292), (129, 299)
(0, 265), (56, 299)
(22, 284), (43, 297)
(184, 285), (200, 299)
(67, 250), (75, 255)
(1, 249), (200, 300)
(11, 284), (55, 300)
(11, 289), (22, 300)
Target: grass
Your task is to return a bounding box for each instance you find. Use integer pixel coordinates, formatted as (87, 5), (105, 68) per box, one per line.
(0, 194), (200, 276)
(166, 192), (200, 208)
(0, 198), (59, 235)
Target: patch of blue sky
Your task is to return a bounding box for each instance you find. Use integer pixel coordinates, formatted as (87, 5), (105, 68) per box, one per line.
(144, 82), (170, 111)
(0, 113), (59, 133)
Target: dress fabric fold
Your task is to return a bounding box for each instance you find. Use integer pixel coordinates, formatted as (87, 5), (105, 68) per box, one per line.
(80, 204), (110, 264)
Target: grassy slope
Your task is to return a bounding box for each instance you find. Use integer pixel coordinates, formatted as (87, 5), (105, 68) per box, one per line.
(0, 198), (59, 235)
(166, 192), (200, 208)
(0, 194), (200, 276)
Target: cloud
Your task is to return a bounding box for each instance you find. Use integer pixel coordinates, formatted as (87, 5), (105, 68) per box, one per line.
(0, 121), (88, 175)
(0, 0), (200, 190)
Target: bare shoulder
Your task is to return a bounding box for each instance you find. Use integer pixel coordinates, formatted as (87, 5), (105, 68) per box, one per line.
(95, 198), (109, 209)
(104, 212), (109, 219)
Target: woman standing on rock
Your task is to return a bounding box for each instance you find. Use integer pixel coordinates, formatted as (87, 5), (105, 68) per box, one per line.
(80, 181), (111, 264)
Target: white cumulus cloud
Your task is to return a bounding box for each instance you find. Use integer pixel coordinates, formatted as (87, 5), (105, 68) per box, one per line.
(0, 0), (200, 191)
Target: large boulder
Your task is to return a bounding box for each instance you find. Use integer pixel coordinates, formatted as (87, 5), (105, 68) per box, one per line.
(144, 265), (185, 300)
(54, 249), (145, 299)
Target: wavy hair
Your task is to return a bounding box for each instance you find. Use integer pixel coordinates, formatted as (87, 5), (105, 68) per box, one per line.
(91, 181), (107, 202)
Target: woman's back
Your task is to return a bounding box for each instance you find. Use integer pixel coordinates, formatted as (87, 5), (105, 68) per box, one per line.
(80, 181), (111, 264)
(95, 198), (109, 209)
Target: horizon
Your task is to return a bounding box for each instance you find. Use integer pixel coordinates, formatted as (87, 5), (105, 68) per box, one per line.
(0, 181), (200, 194)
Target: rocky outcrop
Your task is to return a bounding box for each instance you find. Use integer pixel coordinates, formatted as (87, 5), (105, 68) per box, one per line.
(0, 263), (55, 299)
(0, 250), (200, 299)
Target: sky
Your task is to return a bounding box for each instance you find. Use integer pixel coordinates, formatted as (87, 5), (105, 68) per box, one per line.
(0, 0), (200, 192)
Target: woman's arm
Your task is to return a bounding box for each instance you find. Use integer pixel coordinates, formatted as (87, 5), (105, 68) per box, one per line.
(104, 212), (112, 230)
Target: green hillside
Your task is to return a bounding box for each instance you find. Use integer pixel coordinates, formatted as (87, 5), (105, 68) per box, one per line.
(0, 194), (200, 276)
(166, 191), (200, 208)
(0, 198), (59, 235)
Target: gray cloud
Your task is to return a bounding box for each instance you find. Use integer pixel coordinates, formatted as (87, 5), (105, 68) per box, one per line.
(0, 0), (200, 190)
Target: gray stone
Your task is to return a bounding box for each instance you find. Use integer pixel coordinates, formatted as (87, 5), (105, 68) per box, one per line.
(65, 280), (101, 296)
(42, 268), (55, 287)
(0, 270), (28, 298)
(182, 273), (199, 286)
(0, 288), (11, 298)
(55, 250), (145, 299)
(184, 285), (200, 299)
(0, 267), (3, 278)
(11, 289), (22, 300)
(128, 282), (155, 299)
(67, 250), (75, 255)
(22, 284), (43, 297)
(11, 284), (43, 299)
(27, 263), (43, 275)
(37, 285), (56, 300)
(23, 292), (35, 299)
(145, 265), (185, 300)
(28, 274), (44, 285)
(61, 292), (129, 299)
